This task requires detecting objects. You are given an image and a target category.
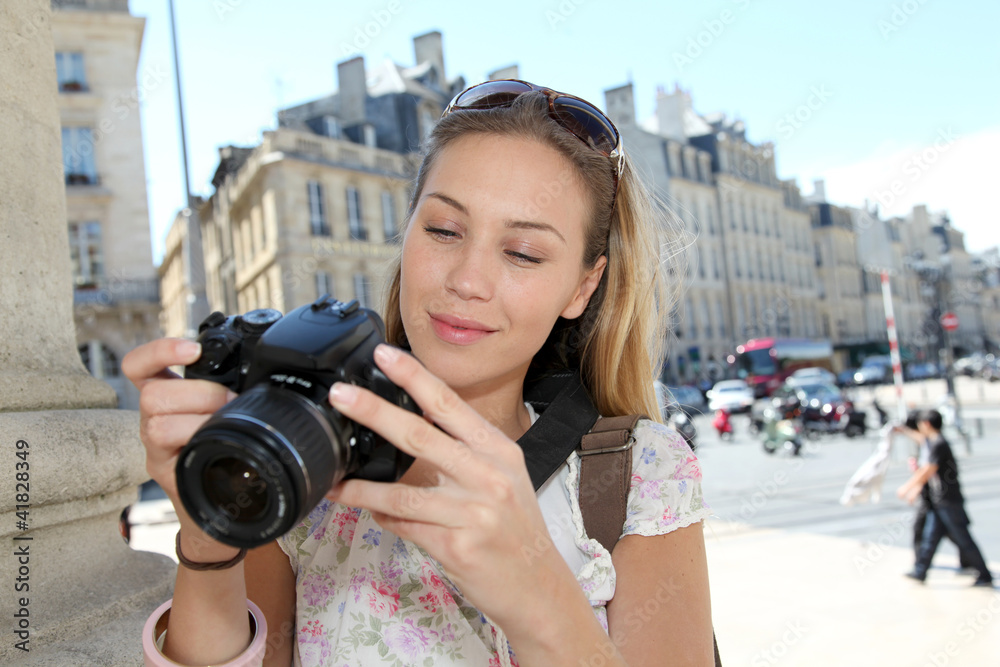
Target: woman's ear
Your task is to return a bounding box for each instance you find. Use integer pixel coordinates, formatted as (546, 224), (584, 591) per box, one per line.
(561, 255), (607, 320)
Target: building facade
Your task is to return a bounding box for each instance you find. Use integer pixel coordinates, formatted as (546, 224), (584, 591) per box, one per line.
(159, 32), (463, 337)
(53, 0), (160, 409)
(604, 83), (822, 384)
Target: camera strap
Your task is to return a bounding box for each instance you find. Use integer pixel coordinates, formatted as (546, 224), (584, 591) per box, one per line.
(519, 370), (600, 491)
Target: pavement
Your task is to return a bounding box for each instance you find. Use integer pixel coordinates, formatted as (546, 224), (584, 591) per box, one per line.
(126, 377), (1000, 667)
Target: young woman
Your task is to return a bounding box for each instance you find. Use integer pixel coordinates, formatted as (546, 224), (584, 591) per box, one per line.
(126, 81), (714, 666)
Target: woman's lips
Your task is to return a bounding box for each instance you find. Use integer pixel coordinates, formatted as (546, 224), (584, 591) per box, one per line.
(429, 313), (497, 345)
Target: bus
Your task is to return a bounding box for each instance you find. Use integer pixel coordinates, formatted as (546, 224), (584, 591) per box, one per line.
(731, 337), (834, 397)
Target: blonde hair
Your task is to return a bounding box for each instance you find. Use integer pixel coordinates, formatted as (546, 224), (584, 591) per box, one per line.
(383, 93), (679, 422)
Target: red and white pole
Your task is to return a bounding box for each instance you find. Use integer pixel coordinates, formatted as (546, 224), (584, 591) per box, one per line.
(881, 270), (906, 421)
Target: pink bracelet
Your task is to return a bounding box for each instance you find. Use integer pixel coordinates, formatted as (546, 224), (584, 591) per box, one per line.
(142, 598), (268, 666)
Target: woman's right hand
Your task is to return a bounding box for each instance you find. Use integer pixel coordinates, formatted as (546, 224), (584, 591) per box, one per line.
(122, 338), (240, 556)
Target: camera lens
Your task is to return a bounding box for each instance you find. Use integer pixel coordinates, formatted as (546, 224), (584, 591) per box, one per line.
(176, 385), (353, 548)
(202, 457), (269, 523)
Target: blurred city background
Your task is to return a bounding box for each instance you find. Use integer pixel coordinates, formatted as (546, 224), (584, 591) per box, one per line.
(40, 0), (1000, 664)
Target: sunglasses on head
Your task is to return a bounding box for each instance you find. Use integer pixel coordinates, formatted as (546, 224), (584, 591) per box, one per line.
(443, 79), (624, 198)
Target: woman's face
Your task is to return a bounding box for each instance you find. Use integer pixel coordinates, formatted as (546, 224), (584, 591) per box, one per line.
(399, 133), (607, 396)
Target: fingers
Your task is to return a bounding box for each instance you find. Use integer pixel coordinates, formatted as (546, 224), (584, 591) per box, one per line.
(123, 338), (202, 390)
(329, 379), (479, 477)
(372, 345), (500, 451)
(139, 377), (235, 418)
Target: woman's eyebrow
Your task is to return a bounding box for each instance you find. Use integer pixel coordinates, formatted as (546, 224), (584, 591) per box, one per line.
(423, 191), (567, 244)
(423, 191), (467, 215)
(504, 220), (566, 245)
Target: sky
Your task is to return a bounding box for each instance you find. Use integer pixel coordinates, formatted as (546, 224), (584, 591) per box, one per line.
(127, 0), (1000, 264)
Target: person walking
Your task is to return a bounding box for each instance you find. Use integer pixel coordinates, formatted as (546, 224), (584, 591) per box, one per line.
(895, 409), (993, 587)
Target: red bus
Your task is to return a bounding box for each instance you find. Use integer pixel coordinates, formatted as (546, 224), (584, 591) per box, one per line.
(731, 338), (834, 397)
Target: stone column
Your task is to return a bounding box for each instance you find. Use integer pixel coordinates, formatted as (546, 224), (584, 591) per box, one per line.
(0, 1), (174, 664)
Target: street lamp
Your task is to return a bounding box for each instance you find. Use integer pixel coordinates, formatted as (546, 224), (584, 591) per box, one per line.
(907, 253), (961, 414)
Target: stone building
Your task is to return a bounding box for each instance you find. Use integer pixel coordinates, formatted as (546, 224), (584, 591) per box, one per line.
(604, 83), (821, 384)
(807, 191), (867, 368)
(53, 0), (160, 409)
(159, 32), (463, 336)
(2, 2), (173, 662)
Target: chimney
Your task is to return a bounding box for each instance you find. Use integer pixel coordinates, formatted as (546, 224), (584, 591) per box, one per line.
(812, 179), (826, 202)
(414, 31), (445, 84)
(603, 83), (635, 128)
(488, 64), (519, 81)
(337, 56), (367, 125)
(655, 86), (688, 141)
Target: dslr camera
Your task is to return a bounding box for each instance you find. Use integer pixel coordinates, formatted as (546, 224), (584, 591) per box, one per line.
(177, 296), (416, 549)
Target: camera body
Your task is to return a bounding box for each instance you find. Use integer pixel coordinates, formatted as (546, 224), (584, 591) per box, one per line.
(177, 296), (416, 549)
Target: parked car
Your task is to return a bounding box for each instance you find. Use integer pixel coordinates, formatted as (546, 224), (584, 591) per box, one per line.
(665, 384), (708, 415)
(982, 358), (1000, 383)
(853, 364), (888, 386)
(906, 362), (940, 381)
(787, 367), (837, 387)
(954, 353), (991, 377)
(706, 379), (755, 414)
(837, 368), (859, 388)
(772, 382), (852, 435)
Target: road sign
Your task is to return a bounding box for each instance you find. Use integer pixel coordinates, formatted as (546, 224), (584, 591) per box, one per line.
(940, 312), (959, 331)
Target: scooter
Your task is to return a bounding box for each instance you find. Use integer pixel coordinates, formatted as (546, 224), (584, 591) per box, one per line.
(760, 406), (803, 455)
(712, 408), (734, 440)
(671, 410), (698, 451)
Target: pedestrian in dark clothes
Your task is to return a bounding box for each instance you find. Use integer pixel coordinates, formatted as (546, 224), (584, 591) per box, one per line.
(896, 409), (993, 587)
(902, 411), (975, 573)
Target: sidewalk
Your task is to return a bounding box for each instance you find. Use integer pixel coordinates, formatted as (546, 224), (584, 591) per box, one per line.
(705, 519), (999, 667)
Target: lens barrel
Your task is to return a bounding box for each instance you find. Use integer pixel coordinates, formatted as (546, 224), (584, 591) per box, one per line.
(176, 385), (351, 548)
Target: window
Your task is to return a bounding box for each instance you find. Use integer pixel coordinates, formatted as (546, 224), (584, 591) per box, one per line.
(684, 298), (697, 340)
(78, 341), (118, 379)
(363, 124), (377, 148)
(315, 270), (333, 299)
(353, 273), (372, 309)
(323, 116), (341, 139)
(62, 127), (97, 184)
(696, 246), (705, 279)
(347, 186), (366, 240)
(68, 221), (103, 286)
(381, 191), (397, 241)
(308, 181), (328, 235)
(716, 301), (727, 338)
(55, 52), (86, 91)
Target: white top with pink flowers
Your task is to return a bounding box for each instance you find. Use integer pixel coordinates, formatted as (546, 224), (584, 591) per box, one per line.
(276, 414), (711, 666)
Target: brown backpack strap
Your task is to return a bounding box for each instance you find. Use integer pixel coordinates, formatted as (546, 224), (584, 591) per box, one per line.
(578, 414), (645, 554)
(578, 414), (723, 666)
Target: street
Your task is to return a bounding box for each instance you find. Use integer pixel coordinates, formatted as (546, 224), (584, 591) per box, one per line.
(692, 385), (1000, 667)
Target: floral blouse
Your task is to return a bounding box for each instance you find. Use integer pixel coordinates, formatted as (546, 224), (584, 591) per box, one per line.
(276, 415), (711, 666)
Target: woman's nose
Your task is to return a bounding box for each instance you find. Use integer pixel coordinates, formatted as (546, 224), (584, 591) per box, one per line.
(444, 243), (494, 301)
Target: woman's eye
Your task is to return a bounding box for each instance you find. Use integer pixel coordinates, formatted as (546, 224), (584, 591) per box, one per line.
(423, 225), (458, 239)
(506, 250), (543, 265)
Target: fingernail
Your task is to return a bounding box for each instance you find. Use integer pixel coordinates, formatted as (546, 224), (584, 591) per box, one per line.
(225, 390), (239, 403)
(374, 344), (399, 366)
(178, 341), (201, 359)
(329, 382), (357, 405)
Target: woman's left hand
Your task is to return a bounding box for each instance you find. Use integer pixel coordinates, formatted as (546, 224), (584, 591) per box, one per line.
(324, 343), (572, 629)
